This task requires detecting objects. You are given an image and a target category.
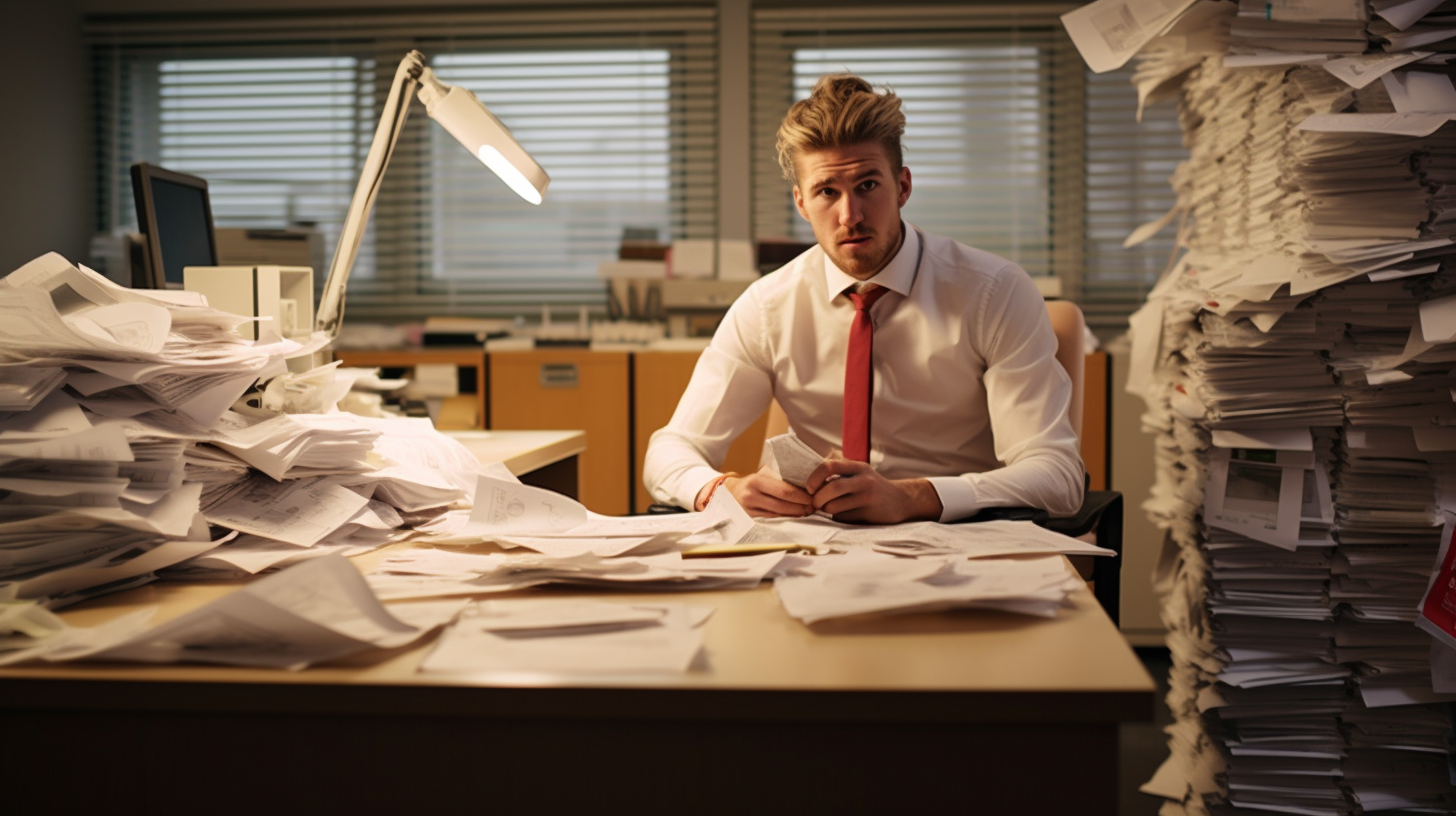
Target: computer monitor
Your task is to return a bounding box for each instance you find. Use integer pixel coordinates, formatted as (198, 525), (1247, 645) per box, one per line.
(130, 162), (219, 289)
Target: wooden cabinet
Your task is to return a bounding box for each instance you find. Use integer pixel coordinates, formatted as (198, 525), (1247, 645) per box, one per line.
(632, 350), (768, 513)
(489, 350), (631, 516)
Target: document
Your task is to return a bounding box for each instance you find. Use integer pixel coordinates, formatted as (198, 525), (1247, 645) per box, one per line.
(469, 474), (589, 533)
(420, 598), (712, 675)
(774, 549), (1083, 624)
(1381, 68), (1456, 113)
(1297, 111), (1456, 137)
(0, 555), (465, 670)
(367, 546), (787, 601)
(203, 475), (370, 548)
(864, 519), (1117, 559)
(762, 431), (823, 488)
(1061, 0), (1201, 73)
(1374, 0), (1447, 30)
(1204, 447), (1333, 550)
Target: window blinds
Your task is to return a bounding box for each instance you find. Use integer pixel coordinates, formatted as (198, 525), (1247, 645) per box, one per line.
(751, 6), (1187, 334)
(88, 7), (718, 320)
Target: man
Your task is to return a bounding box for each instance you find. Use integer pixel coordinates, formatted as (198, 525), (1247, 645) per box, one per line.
(643, 74), (1083, 524)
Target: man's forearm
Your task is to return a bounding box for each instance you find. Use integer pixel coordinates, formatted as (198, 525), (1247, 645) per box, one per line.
(893, 478), (944, 523)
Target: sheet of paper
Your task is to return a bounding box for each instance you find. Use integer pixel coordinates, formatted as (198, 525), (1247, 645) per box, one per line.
(97, 555), (452, 669)
(1298, 111), (1456, 136)
(864, 519), (1117, 559)
(204, 476), (369, 548)
(1061, 0), (1201, 73)
(467, 475), (589, 533)
(763, 431), (824, 488)
(1323, 51), (1430, 88)
(1375, 0), (1446, 30)
(774, 550), (1082, 623)
(420, 599), (711, 675)
(1382, 69), (1456, 113)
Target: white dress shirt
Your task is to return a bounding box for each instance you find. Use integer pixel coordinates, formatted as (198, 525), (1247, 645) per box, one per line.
(643, 223), (1084, 521)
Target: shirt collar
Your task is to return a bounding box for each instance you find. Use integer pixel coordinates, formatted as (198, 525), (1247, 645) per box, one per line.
(822, 221), (919, 302)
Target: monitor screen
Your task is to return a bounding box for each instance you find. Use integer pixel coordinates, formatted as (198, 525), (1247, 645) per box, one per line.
(130, 163), (218, 289)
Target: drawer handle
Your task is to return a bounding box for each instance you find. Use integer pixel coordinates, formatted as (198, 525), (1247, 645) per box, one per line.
(540, 363), (579, 389)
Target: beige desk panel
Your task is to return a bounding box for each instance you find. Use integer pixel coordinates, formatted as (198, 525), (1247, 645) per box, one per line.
(445, 429), (585, 479)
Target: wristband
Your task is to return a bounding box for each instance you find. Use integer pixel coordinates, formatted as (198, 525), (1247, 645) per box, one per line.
(695, 472), (737, 511)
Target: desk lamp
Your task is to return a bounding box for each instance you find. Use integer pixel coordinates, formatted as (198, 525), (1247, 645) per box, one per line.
(315, 50), (550, 338)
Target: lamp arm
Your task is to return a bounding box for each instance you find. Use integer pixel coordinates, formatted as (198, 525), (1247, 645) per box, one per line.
(315, 50), (426, 338)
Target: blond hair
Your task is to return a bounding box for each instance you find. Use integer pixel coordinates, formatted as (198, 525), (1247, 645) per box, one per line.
(775, 74), (906, 183)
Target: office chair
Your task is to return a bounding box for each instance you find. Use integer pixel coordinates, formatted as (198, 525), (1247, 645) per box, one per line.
(648, 300), (1125, 625)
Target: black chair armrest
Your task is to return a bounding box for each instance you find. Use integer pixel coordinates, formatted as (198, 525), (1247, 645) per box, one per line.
(1043, 490), (1122, 540)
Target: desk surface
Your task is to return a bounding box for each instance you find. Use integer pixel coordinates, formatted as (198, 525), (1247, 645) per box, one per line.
(0, 555), (1152, 727)
(445, 428), (585, 477)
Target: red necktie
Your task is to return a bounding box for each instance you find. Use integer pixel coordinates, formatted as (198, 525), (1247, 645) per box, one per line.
(842, 284), (889, 462)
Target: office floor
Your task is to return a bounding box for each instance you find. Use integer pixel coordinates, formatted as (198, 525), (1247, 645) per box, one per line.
(1120, 647), (1173, 816)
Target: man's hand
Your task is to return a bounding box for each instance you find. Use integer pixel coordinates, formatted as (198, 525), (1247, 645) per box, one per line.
(804, 459), (943, 524)
(699, 467), (814, 518)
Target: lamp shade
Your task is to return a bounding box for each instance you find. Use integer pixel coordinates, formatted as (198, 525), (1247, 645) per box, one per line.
(316, 52), (550, 339)
(418, 74), (550, 205)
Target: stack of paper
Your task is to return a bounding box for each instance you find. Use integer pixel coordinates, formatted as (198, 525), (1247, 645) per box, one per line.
(0, 391), (224, 608)
(0, 368), (66, 411)
(209, 410), (381, 482)
(0, 252), (494, 617)
(1065, 0), (1456, 811)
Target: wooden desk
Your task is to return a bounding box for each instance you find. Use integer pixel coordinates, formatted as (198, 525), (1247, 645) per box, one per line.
(0, 554), (1152, 814)
(446, 429), (585, 500)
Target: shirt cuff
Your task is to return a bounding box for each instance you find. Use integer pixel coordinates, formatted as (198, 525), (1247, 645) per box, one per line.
(672, 465), (724, 511)
(927, 476), (978, 523)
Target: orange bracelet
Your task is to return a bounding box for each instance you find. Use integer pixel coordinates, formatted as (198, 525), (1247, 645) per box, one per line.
(695, 472), (737, 511)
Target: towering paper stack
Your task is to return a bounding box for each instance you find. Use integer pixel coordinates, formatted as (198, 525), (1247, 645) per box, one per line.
(1065, 0), (1456, 812)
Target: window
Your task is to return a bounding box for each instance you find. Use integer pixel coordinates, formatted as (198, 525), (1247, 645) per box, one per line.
(426, 50), (676, 284)
(90, 7), (717, 320)
(782, 45), (1055, 276)
(752, 7), (1187, 335)
(90, 5), (1182, 334)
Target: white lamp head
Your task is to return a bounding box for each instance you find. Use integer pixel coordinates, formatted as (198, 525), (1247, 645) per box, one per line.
(417, 68), (550, 205)
(317, 51), (551, 339)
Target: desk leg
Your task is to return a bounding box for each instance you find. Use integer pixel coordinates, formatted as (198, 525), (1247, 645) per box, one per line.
(519, 455), (580, 500)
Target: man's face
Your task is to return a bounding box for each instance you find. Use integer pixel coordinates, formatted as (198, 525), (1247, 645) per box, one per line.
(792, 142), (912, 281)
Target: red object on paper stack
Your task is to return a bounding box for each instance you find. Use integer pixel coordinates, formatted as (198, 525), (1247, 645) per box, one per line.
(1419, 525), (1456, 649)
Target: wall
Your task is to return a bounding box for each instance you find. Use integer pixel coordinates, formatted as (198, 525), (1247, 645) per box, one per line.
(0, 2), (90, 275)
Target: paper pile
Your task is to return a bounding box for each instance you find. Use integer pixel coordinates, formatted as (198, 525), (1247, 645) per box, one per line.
(0, 252), (487, 617)
(1064, 0), (1456, 812)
